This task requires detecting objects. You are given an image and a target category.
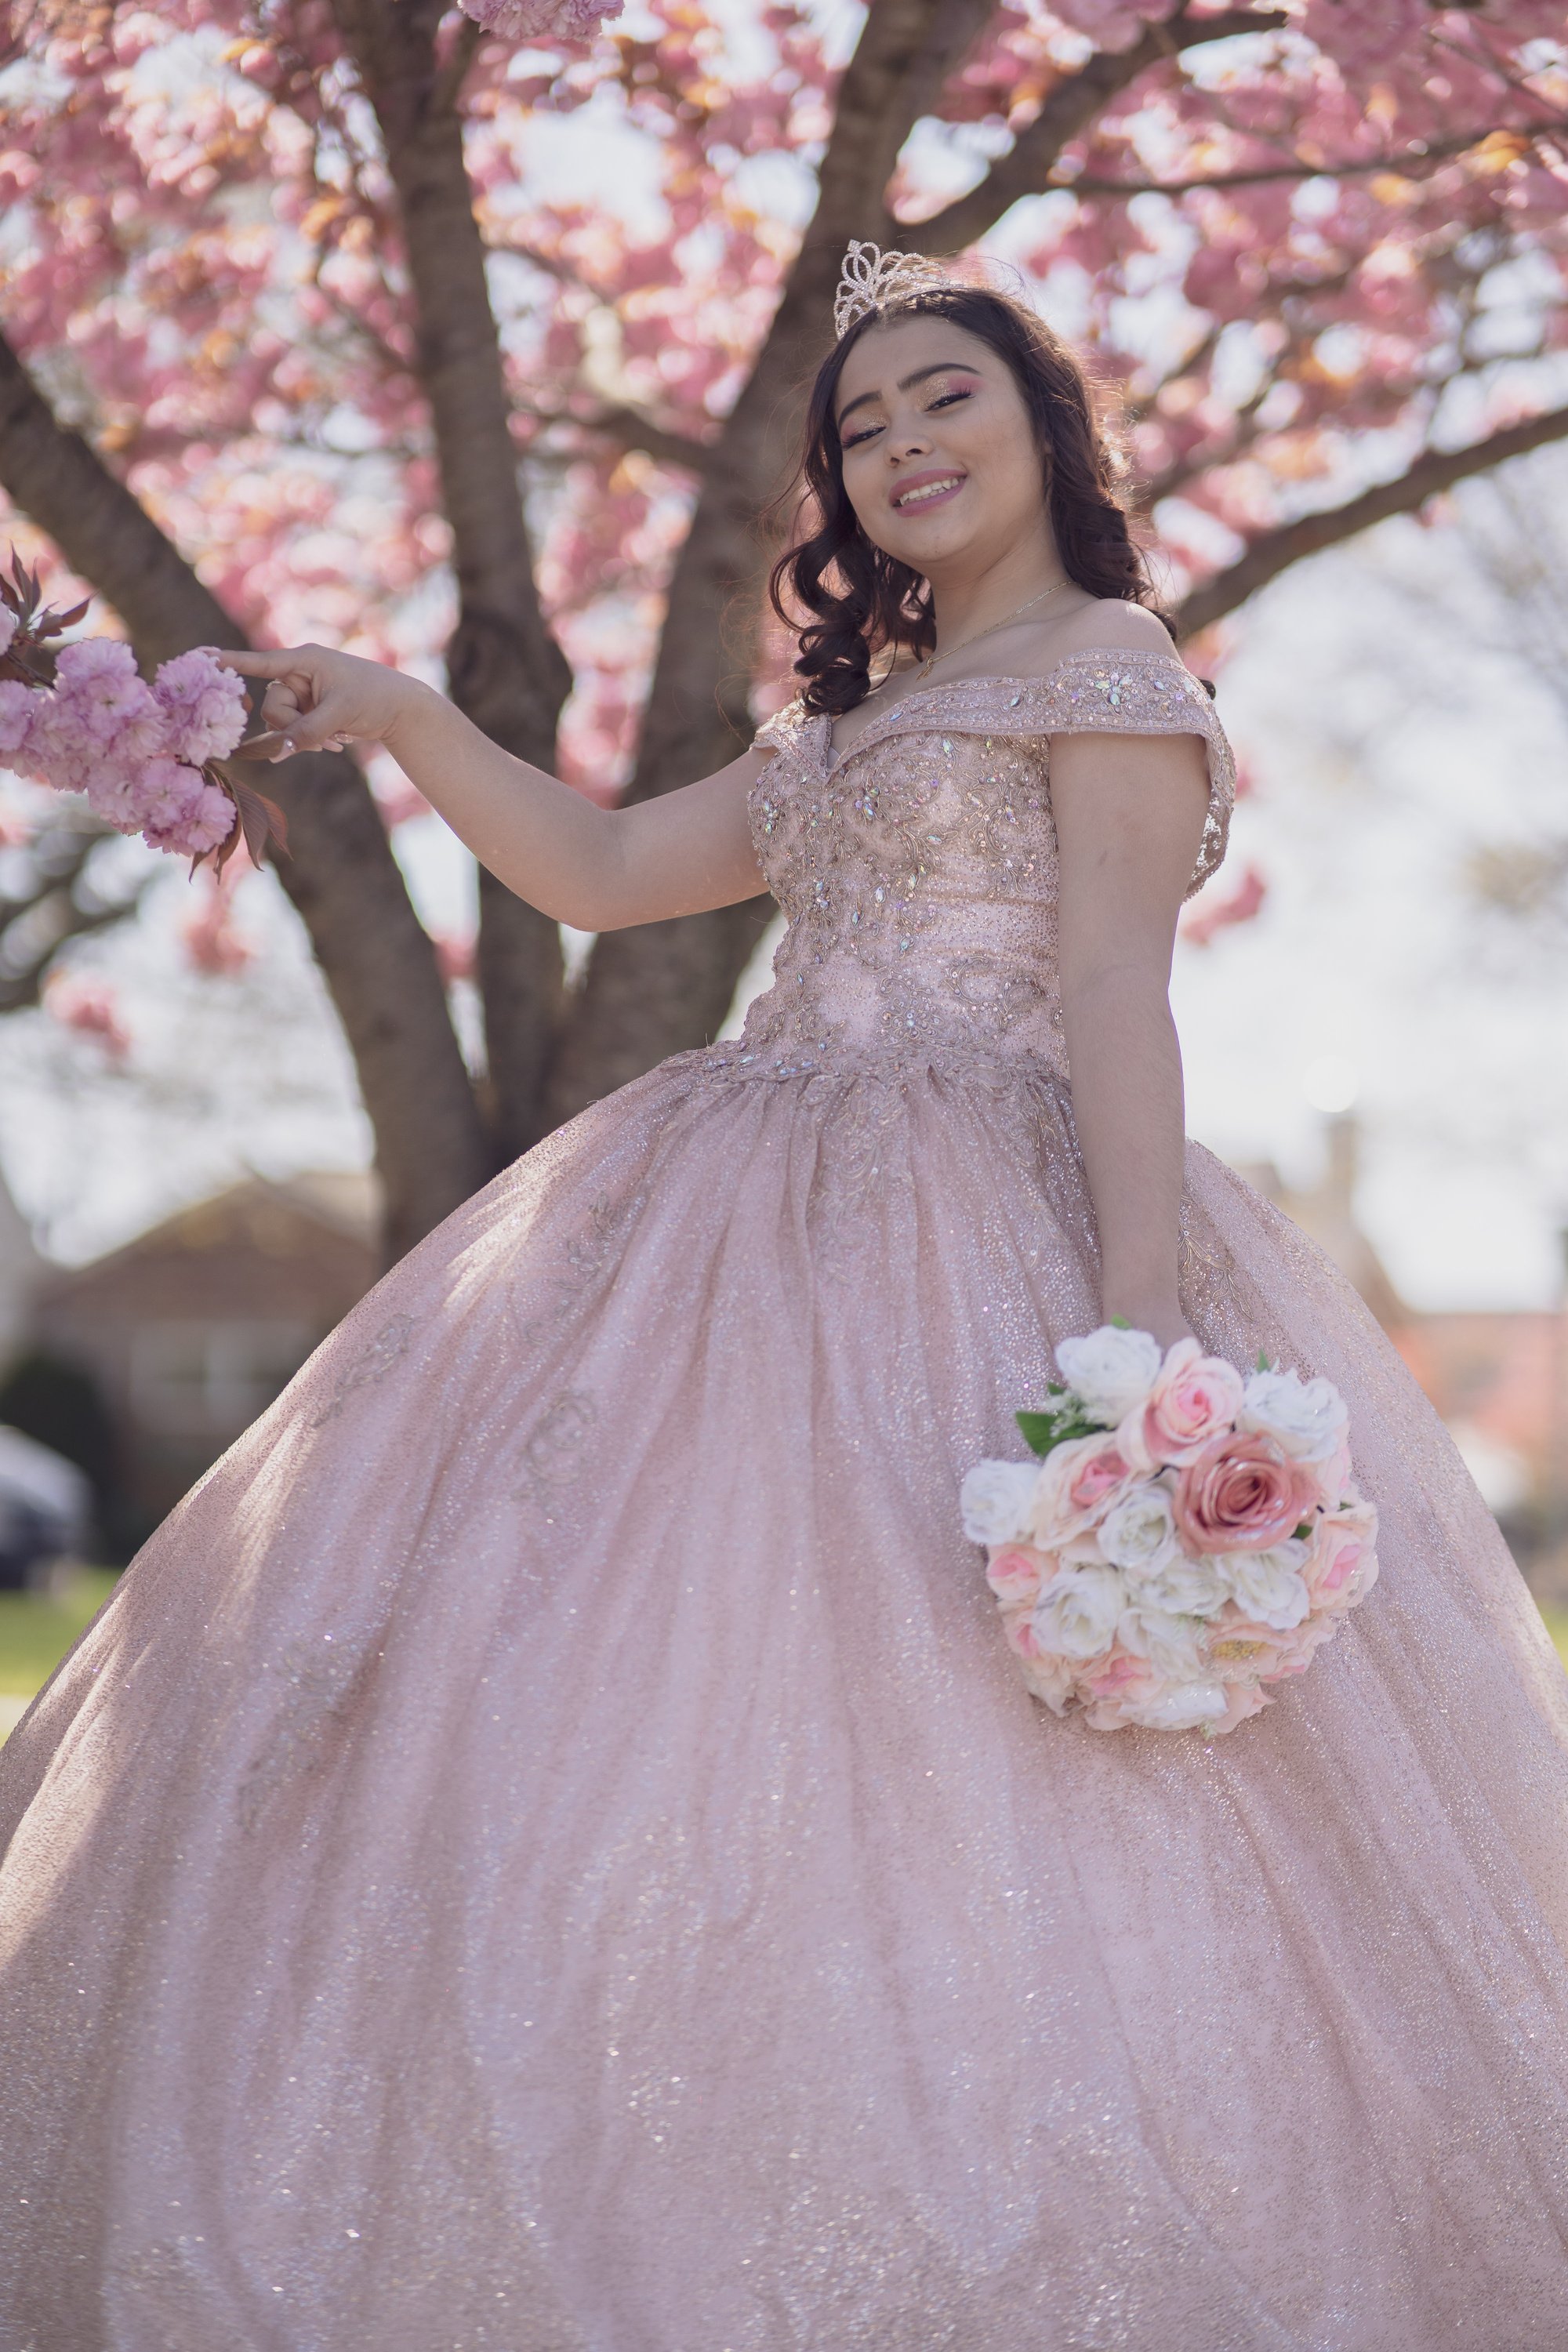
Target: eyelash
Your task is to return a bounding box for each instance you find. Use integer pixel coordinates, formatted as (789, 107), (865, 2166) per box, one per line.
(842, 386), (974, 448)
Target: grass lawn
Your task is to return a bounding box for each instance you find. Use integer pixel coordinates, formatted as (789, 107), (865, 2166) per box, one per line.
(0, 1568), (122, 1740)
(2, 1576), (1568, 1747)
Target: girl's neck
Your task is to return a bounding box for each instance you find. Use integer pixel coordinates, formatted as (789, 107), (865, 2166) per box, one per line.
(923, 538), (1068, 654)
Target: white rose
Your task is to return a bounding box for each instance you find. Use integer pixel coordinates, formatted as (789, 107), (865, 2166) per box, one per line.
(1032, 1564), (1125, 1661)
(1240, 1367), (1348, 1464)
(1117, 1604), (1207, 1683)
(1054, 1324), (1163, 1426)
(959, 1458), (1041, 1548)
(1217, 1541), (1312, 1631)
(1098, 1481), (1178, 1577)
(1123, 1681), (1229, 1733)
(1132, 1552), (1231, 1617)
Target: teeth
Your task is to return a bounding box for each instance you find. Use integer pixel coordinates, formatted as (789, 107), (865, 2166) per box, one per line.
(895, 477), (960, 507)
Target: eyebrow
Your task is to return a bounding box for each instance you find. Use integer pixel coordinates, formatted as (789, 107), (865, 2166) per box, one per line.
(836, 359), (984, 428)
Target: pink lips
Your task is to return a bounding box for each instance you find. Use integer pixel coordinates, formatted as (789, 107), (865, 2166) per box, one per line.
(890, 469), (966, 514)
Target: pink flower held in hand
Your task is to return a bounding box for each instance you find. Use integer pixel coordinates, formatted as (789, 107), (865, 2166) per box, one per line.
(1173, 1432), (1320, 1555)
(146, 779), (236, 858)
(153, 649), (248, 766)
(1135, 1338), (1245, 1466)
(52, 639), (167, 764)
(0, 680), (43, 770)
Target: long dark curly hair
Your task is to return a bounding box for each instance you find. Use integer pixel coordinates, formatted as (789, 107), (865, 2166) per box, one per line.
(768, 285), (1171, 717)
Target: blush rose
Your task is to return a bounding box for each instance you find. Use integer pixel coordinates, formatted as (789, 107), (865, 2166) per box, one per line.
(1172, 1432), (1320, 1555)
(1130, 1338), (1246, 1468)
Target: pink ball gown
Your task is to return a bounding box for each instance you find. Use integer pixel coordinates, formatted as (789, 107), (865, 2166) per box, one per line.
(4, 645), (1568, 2350)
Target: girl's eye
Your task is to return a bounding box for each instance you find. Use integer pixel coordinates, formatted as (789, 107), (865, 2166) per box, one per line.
(842, 421), (884, 448)
(927, 387), (974, 412)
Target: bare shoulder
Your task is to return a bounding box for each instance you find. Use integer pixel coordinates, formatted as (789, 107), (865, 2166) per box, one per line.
(1040, 597), (1179, 666)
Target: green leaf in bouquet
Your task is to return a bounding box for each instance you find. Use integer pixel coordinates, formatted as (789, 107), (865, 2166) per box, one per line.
(1109, 1313), (1131, 1329)
(1015, 1405), (1098, 1457)
(1014, 1410), (1059, 1457)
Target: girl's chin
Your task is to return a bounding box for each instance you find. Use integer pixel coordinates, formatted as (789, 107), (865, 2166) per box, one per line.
(866, 517), (976, 566)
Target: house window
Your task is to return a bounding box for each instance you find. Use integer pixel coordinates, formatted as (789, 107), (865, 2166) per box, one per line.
(129, 1320), (316, 1439)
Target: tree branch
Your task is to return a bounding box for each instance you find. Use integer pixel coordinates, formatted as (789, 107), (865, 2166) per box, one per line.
(1175, 401), (1568, 637)
(0, 812), (151, 1014)
(1065, 118), (1568, 200)
(901, 6), (1288, 255)
(518, 398), (713, 476)
(0, 320), (489, 1260)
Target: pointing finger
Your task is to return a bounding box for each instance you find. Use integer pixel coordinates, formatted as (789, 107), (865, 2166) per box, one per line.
(216, 648), (307, 679)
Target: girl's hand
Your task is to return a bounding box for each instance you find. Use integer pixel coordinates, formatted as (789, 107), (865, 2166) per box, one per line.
(216, 644), (423, 762)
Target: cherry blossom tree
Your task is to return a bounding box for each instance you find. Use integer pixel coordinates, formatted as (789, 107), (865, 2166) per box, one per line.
(1, 0), (1564, 1257)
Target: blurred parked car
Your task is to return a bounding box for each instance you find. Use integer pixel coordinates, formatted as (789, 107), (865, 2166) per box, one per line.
(0, 1424), (91, 1591)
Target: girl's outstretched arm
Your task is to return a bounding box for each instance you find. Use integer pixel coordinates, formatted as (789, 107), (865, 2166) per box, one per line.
(220, 644), (767, 932)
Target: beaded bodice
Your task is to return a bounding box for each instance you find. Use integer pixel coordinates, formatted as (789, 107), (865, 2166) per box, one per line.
(729, 649), (1235, 1081)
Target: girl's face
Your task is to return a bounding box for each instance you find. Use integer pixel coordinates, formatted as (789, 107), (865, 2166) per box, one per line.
(833, 315), (1047, 575)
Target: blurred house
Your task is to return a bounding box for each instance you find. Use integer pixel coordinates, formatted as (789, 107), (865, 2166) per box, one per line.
(24, 1171), (379, 1537)
(1236, 1115), (1568, 1599)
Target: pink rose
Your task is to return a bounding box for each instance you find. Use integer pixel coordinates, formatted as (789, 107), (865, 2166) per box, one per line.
(1308, 1432), (1353, 1512)
(1209, 1682), (1271, 1735)
(1207, 1611), (1336, 1683)
(1302, 1499), (1379, 1609)
(985, 1544), (1049, 1607)
(1001, 1608), (1077, 1713)
(1083, 1643), (1156, 1700)
(1027, 1431), (1138, 1547)
(1173, 1431), (1320, 1555)
(1132, 1338), (1245, 1466)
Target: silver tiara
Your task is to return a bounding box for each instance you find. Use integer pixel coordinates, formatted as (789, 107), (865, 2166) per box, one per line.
(833, 241), (956, 340)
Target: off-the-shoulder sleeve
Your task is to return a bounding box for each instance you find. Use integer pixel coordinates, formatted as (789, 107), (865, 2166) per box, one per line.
(1022, 648), (1234, 900)
(752, 697), (822, 762)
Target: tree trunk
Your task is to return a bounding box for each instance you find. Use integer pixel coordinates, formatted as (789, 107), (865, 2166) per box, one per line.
(332, 0), (572, 1160)
(0, 328), (488, 1262)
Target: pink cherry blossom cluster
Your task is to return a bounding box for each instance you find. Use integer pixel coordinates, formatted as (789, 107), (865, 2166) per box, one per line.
(960, 1326), (1378, 1737)
(0, 621), (242, 860)
(457, 0), (620, 41)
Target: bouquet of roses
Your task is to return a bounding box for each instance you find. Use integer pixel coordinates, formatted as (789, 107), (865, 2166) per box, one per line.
(0, 554), (283, 873)
(960, 1323), (1377, 1736)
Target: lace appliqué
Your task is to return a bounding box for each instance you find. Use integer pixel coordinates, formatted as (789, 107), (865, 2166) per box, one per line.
(515, 1388), (598, 1521)
(514, 1189), (646, 1348)
(307, 1312), (417, 1429)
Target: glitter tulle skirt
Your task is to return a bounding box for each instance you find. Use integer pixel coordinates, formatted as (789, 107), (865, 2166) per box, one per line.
(4, 1048), (1568, 2350)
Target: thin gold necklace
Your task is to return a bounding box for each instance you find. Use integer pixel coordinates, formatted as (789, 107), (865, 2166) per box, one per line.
(916, 576), (1074, 682)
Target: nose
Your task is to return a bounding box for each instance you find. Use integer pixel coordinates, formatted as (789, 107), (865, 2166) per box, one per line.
(887, 412), (933, 464)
